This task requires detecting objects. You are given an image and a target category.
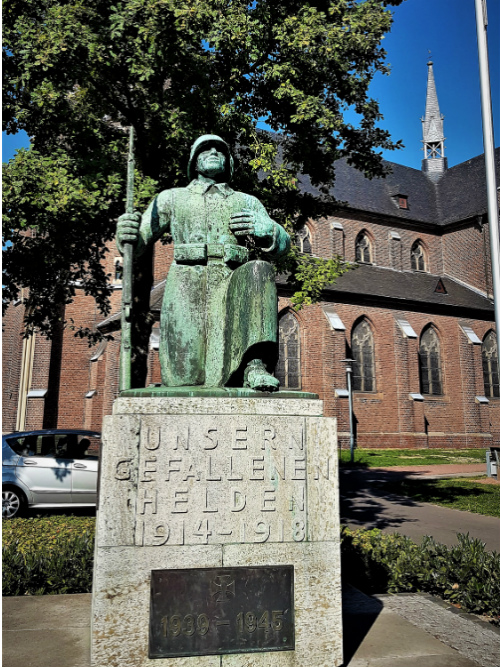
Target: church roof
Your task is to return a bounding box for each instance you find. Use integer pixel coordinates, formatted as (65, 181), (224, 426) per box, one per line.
(437, 151), (497, 224)
(98, 142), (498, 333)
(298, 147), (499, 227)
(317, 264), (494, 317)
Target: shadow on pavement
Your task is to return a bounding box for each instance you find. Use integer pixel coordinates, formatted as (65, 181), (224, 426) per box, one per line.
(340, 468), (422, 531)
(341, 583), (384, 666)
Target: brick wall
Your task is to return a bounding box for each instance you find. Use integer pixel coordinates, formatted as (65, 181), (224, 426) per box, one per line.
(320, 211), (444, 276)
(101, 336), (121, 421)
(55, 293), (103, 429)
(3, 299), (55, 432)
(153, 240), (174, 286)
(2, 301), (26, 432)
(277, 297), (497, 450)
(443, 221), (492, 296)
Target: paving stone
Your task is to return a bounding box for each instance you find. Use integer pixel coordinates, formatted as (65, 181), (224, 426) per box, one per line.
(346, 655), (480, 667)
(376, 594), (500, 667)
(3, 627), (91, 667)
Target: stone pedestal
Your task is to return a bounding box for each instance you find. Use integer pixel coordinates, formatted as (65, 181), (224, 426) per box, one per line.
(91, 397), (342, 667)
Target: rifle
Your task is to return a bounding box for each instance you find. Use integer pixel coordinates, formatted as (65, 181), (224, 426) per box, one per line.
(119, 126), (135, 392)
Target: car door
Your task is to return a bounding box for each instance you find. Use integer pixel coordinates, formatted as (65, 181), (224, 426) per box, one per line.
(70, 435), (100, 504)
(15, 434), (73, 504)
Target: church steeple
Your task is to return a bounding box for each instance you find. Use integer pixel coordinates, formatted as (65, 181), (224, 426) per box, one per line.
(421, 61), (447, 182)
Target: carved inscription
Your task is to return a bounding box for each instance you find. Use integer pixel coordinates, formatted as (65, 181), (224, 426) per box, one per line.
(120, 417), (335, 545)
(114, 458), (133, 480)
(149, 566), (294, 658)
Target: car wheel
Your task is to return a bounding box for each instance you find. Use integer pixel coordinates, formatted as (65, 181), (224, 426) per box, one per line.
(2, 487), (25, 519)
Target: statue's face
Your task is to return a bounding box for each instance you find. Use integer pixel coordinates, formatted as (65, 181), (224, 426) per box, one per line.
(196, 146), (226, 178)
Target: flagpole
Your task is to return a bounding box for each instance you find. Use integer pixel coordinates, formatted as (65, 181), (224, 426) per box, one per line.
(474, 0), (500, 358)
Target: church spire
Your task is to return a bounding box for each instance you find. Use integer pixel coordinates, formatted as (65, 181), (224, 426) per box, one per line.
(421, 61), (447, 182)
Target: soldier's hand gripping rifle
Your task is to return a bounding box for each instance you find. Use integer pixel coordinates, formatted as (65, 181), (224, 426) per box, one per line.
(119, 127), (135, 391)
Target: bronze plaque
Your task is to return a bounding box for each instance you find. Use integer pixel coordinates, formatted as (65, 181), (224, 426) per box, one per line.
(149, 565), (294, 658)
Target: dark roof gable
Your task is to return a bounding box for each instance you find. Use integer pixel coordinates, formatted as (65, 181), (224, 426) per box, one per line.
(322, 264), (493, 316)
(436, 151), (497, 224)
(298, 147), (499, 227)
(277, 264), (493, 318)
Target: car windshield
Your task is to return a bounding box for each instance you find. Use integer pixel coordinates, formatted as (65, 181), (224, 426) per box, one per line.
(5, 433), (100, 459)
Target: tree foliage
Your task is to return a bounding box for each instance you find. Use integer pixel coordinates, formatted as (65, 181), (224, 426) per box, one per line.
(3, 0), (404, 346)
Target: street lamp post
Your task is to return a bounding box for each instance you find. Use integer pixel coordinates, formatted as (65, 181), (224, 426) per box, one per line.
(341, 358), (356, 464)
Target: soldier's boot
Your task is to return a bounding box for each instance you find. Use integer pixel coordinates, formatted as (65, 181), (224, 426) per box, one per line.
(243, 359), (279, 392)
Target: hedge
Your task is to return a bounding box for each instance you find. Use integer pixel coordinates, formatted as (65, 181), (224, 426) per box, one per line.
(341, 527), (500, 622)
(2, 517), (95, 596)
(3, 518), (500, 624)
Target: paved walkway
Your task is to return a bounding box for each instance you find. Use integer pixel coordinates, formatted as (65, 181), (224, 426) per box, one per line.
(4, 587), (499, 667)
(339, 465), (500, 551)
(371, 463), (486, 478)
(3, 594), (90, 667)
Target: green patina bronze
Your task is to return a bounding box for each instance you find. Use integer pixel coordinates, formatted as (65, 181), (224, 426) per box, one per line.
(120, 387), (318, 399)
(117, 135), (291, 392)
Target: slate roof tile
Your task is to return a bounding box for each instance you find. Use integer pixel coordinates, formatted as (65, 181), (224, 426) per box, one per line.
(320, 264), (493, 313)
(298, 147), (499, 227)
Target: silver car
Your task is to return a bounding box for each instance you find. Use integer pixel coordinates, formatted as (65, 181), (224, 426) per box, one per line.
(2, 429), (100, 518)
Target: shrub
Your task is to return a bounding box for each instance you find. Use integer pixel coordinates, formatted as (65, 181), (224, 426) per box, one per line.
(2, 517), (95, 596)
(341, 527), (500, 622)
(4, 516), (499, 620)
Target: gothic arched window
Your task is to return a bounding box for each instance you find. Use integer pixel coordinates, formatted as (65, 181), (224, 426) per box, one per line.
(275, 312), (301, 389)
(351, 320), (375, 392)
(419, 326), (443, 395)
(411, 241), (427, 271)
(482, 331), (499, 398)
(355, 232), (372, 264)
(297, 225), (312, 255)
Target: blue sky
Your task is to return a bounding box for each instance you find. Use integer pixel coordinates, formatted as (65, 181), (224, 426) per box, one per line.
(3, 0), (499, 170)
(367, 0), (500, 169)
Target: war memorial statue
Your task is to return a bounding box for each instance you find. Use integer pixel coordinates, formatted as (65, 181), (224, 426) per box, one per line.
(117, 134), (291, 391)
(91, 134), (342, 667)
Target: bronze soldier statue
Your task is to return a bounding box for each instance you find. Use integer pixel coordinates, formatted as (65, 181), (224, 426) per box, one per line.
(117, 135), (290, 391)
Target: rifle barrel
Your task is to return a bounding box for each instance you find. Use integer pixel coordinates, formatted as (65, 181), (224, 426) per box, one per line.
(119, 127), (135, 392)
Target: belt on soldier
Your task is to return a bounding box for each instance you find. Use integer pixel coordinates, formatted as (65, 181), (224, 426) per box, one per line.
(206, 243), (225, 258)
(174, 243), (249, 265)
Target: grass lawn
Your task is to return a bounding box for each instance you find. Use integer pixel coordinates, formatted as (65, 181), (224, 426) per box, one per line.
(385, 477), (500, 518)
(339, 448), (486, 468)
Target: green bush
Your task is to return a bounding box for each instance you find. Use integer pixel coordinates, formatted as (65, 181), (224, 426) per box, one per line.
(4, 516), (499, 621)
(2, 517), (95, 595)
(341, 527), (500, 622)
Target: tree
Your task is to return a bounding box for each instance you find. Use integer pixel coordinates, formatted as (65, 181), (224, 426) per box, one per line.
(3, 0), (404, 382)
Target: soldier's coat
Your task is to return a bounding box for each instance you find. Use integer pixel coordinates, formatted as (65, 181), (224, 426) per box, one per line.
(136, 179), (290, 387)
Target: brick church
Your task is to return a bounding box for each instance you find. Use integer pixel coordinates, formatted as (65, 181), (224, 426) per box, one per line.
(3, 63), (500, 449)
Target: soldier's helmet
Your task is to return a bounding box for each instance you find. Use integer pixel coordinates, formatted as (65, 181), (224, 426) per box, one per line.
(187, 134), (234, 182)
